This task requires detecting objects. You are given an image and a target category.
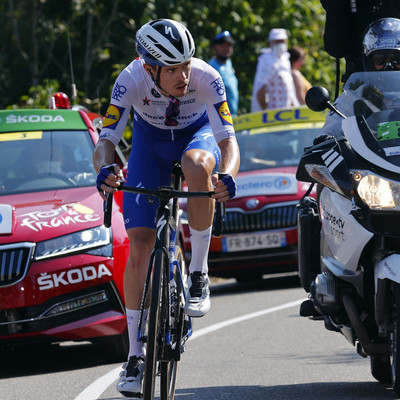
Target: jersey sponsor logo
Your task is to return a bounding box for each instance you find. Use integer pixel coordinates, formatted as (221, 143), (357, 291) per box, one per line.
(112, 83), (127, 101)
(211, 77), (225, 96)
(143, 97), (151, 106)
(214, 101), (233, 126)
(151, 88), (161, 98)
(180, 98), (195, 105)
(103, 105), (125, 130)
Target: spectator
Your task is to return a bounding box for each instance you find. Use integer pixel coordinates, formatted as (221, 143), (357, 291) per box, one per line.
(250, 28), (299, 112)
(288, 46), (312, 105)
(209, 31), (239, 116)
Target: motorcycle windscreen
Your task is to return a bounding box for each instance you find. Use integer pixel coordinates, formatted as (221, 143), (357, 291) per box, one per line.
(341, 71), (400, 170)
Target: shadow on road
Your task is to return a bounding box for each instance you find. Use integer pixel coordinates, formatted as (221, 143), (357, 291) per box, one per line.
(101, 381), (396, 400)
(171, 382), (396, 400)
(0, 341), (110, 378)
(210, 272), (301, 298)
(0, 274), (302, 380)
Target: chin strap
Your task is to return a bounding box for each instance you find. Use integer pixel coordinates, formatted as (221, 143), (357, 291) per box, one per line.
(150, 66), (175, 98)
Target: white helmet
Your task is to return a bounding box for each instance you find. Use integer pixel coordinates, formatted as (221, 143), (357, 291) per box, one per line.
(136, 19), (195, 66)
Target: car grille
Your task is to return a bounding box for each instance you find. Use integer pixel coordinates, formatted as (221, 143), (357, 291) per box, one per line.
(0, 243), (35, 287)
(222, 202), (298, 234)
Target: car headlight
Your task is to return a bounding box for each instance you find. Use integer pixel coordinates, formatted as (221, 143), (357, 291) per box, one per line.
(354, 171), (400, 210)
(34, 226), (112, 260)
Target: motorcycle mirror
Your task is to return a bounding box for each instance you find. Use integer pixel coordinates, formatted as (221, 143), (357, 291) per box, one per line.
(306, 86), (347, 119)
(305, 86), (330, 112)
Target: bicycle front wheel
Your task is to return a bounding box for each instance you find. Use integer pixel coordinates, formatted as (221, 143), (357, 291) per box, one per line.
(160, 244), (186, 399)
(143, 248), (166, 400)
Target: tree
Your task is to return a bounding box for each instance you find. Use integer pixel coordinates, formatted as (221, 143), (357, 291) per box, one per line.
(2, 0), (339, 113)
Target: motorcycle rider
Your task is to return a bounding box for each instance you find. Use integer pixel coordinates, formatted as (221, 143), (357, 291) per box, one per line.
(320, 17), (400, 138)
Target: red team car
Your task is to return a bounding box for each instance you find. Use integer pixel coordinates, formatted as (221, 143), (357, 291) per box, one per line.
(0, 98), (130, 360)
(182, 107), (326, 282)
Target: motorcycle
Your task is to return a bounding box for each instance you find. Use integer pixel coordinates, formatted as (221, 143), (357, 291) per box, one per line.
(297, 71), (400, 396)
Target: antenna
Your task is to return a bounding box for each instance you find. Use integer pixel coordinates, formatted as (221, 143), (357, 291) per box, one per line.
(67, 27), (77, 105)
(97, 87), (100, 115)
(48, 79), (56, 109)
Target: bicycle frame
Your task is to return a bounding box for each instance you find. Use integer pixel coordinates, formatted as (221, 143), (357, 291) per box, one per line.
(103, 162), (225, 399)
(137, 172), (192, 350)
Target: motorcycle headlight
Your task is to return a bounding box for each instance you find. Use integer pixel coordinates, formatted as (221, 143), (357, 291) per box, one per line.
(354, 171), (400, 210)
(34, 226), (112, 260)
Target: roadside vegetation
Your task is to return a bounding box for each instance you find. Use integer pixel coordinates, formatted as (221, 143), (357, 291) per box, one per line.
(1, 0), (340, 116)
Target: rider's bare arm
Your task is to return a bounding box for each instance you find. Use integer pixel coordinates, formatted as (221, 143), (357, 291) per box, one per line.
(93, 138), (123, 200)
(212, 137), (240, 202)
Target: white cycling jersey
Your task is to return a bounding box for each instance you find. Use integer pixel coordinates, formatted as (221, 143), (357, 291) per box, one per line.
(99, 57), (235, 145)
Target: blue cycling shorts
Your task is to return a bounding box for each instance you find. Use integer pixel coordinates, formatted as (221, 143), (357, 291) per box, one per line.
(123, 120), (221, 230)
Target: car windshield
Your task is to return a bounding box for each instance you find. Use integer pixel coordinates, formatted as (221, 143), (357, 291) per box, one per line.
(0, 130), (96, 195)
(237, 123), (322, 172)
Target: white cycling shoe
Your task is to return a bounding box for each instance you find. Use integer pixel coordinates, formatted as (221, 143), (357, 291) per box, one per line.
(116, 356), (144, 398)
(184, 272), (210, 317)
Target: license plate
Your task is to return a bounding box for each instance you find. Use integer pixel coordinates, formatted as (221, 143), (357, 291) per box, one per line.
(222, 231), (286, 252)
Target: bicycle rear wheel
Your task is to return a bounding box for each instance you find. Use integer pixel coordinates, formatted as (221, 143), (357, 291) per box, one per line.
(143, 248), (166, 400)
(160, 245), (186, 399)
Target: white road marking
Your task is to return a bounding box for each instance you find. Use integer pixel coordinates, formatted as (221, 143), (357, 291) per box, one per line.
(73, 298), (304, 400)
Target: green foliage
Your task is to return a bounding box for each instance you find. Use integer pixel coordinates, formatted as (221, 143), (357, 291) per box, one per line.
(7, 80), (60, 110)
(2, 0), (340, 115)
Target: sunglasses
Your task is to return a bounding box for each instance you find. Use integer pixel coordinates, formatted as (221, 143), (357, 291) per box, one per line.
(164, 97), (180, 126)
(372, 53), (400, 68)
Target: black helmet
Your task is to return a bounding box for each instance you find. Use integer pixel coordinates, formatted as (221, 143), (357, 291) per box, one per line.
(136, 19), (195, 66)
(362, 18), (400, 71)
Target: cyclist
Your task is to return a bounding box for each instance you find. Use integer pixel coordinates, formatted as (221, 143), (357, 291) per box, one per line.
(93, 18), (240, 398)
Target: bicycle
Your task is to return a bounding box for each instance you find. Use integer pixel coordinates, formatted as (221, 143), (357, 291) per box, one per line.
(104, 162), (225, 400)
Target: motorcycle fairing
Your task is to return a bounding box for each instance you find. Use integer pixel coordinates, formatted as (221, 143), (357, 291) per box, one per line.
(321, 256), (364, 297)
(320, 187), (373, 273)
(376, 254), (400, 284)
(296, 137), (354, 195)
(296, 138), (338, 183)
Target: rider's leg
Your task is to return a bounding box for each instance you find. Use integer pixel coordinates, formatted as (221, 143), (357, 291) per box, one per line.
(181, 148), (215, 271)
(181, 148), (216, 317)
(124, 227), (155, 356)
(117, 226), (155, 396)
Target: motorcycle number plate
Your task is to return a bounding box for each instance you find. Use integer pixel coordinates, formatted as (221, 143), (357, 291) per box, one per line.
(222, 231), (286, 252)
